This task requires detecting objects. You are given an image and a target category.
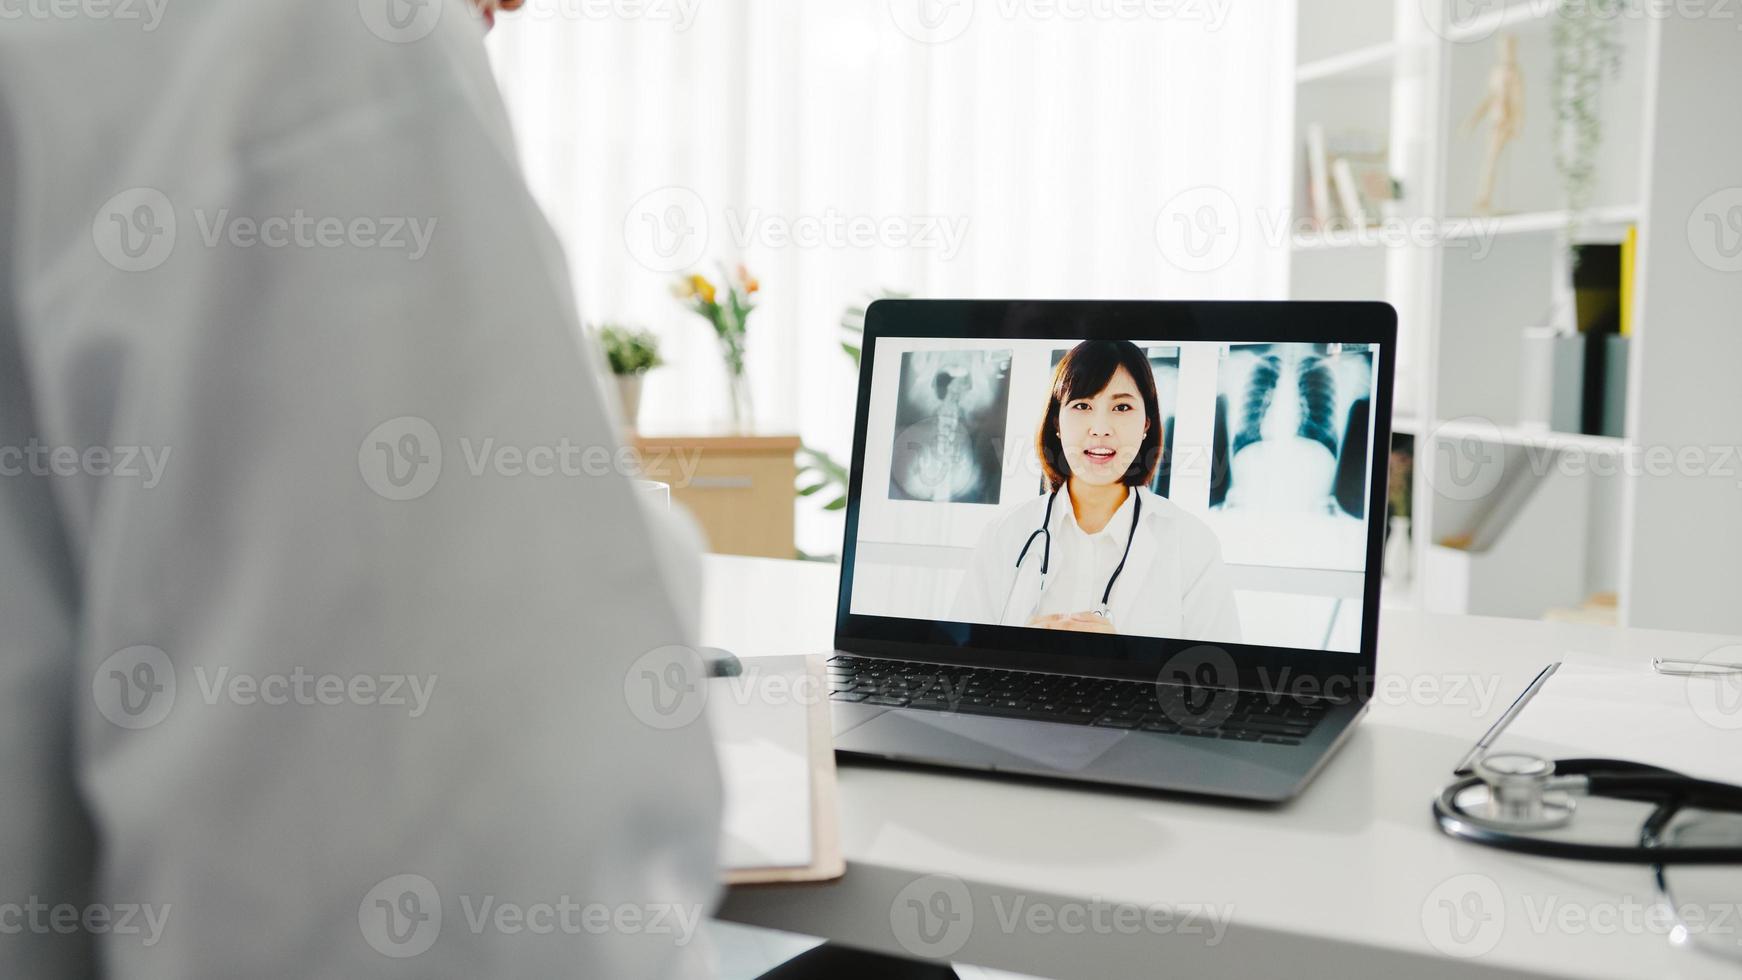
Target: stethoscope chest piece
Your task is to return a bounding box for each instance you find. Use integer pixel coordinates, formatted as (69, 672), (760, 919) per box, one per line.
(1457, 753), (1576, 832)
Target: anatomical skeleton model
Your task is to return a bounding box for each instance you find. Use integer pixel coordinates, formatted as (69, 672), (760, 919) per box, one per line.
(1465, 33), (1525, 215)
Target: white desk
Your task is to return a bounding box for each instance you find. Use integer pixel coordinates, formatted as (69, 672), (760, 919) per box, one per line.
(702, 555), (1741, 980)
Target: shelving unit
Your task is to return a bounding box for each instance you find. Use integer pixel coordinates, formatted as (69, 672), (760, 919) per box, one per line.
(1288, 0), (1742, 633)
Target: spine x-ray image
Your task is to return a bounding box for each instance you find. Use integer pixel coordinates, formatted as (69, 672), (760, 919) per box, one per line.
(889, 349), (1013, 505)
(1211, 343), (1374, 517)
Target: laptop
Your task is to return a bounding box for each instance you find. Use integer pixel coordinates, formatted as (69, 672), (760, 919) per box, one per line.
(827, 300), (1396, 803)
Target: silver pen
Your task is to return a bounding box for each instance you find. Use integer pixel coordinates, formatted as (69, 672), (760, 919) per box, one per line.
(1652, 657), (1742, 677)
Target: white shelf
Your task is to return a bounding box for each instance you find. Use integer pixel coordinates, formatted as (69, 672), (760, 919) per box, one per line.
(1290, 205), (1639, 251)
(1427, 419), (1626, 456)
(1436, 204), (1641, 240)
(1295, 42), (1400, 84)
(1391, 415), (1419, 435)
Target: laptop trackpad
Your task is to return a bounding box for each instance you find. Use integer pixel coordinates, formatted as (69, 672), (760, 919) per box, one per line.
(842, 709), (1126, 773)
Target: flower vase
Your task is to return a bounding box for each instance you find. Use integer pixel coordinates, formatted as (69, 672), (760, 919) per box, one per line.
(727, 371), (754, 433)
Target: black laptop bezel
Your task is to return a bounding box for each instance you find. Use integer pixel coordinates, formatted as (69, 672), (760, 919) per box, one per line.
(832, 299), (1396, 699)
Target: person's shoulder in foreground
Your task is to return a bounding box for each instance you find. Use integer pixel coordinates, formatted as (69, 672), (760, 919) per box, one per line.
(0, 4), (721, 977)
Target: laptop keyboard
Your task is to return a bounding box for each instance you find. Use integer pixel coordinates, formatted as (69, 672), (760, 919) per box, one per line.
(828, 655), (1333, 745)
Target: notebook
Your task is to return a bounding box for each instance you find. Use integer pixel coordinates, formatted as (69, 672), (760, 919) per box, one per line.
(1462, 661), (1742, 786)
(708, 655), (845, 885)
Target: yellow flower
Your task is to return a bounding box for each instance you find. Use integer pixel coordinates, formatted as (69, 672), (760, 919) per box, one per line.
(690, 274), (717, 305)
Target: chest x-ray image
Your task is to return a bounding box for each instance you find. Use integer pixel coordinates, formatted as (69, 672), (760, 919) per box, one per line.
(1211, 343), (1375, 518)
(889, 349), (1013, 504)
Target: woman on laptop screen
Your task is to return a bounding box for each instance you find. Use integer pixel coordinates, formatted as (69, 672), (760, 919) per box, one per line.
(950, 339), (1241, 641)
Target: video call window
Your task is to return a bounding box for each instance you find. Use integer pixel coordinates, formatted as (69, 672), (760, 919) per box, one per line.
(850, 336), (1380, 653)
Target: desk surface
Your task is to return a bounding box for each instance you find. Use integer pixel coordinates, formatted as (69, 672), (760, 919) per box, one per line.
(703, 555), (1742, 980)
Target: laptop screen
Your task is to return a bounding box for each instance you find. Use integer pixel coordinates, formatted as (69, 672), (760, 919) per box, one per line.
(845, 335), (1384, 654)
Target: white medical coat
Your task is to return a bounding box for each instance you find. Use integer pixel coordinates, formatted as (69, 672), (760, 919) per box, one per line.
(0, 3), (720, 977)
(951, 487), (1244, 643)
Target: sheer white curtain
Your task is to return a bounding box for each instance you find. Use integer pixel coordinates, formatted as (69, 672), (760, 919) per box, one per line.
(485, 1), (1297, 555)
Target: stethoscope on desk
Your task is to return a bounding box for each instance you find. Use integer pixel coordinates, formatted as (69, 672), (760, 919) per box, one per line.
(1433, 752), (1742, 864)
(1011, 485), (1141, 620)
(1433, 659), (1742, 863)
(1432, 658), (1742, 961)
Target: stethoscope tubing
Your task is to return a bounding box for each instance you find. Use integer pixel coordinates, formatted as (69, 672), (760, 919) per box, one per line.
(1434, 758), (1742, 864)
(1015, 485), (1143, 616)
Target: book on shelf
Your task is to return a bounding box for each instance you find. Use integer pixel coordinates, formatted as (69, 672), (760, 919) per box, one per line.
(1305, 123), (1332, 226)
(1302, 125), (1392, 228)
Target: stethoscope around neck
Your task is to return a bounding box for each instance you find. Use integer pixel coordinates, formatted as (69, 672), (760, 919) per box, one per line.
(1012, 484), (1142, 620)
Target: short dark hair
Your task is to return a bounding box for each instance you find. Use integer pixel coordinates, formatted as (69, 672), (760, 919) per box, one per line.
(1036, 339), (1163, 492)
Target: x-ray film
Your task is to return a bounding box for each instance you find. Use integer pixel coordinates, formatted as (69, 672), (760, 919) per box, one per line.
(888, 349), (1013, 505)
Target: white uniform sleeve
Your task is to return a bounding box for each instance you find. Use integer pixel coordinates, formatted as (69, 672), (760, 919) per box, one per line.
(1, 4), (719, 978)
(1179, 525), (1244, 644)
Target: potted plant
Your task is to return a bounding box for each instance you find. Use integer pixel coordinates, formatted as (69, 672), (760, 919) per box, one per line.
(1552, 0), (1629, 238)
(594, 324), (662, 429)
(673, 265), (759, 431)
